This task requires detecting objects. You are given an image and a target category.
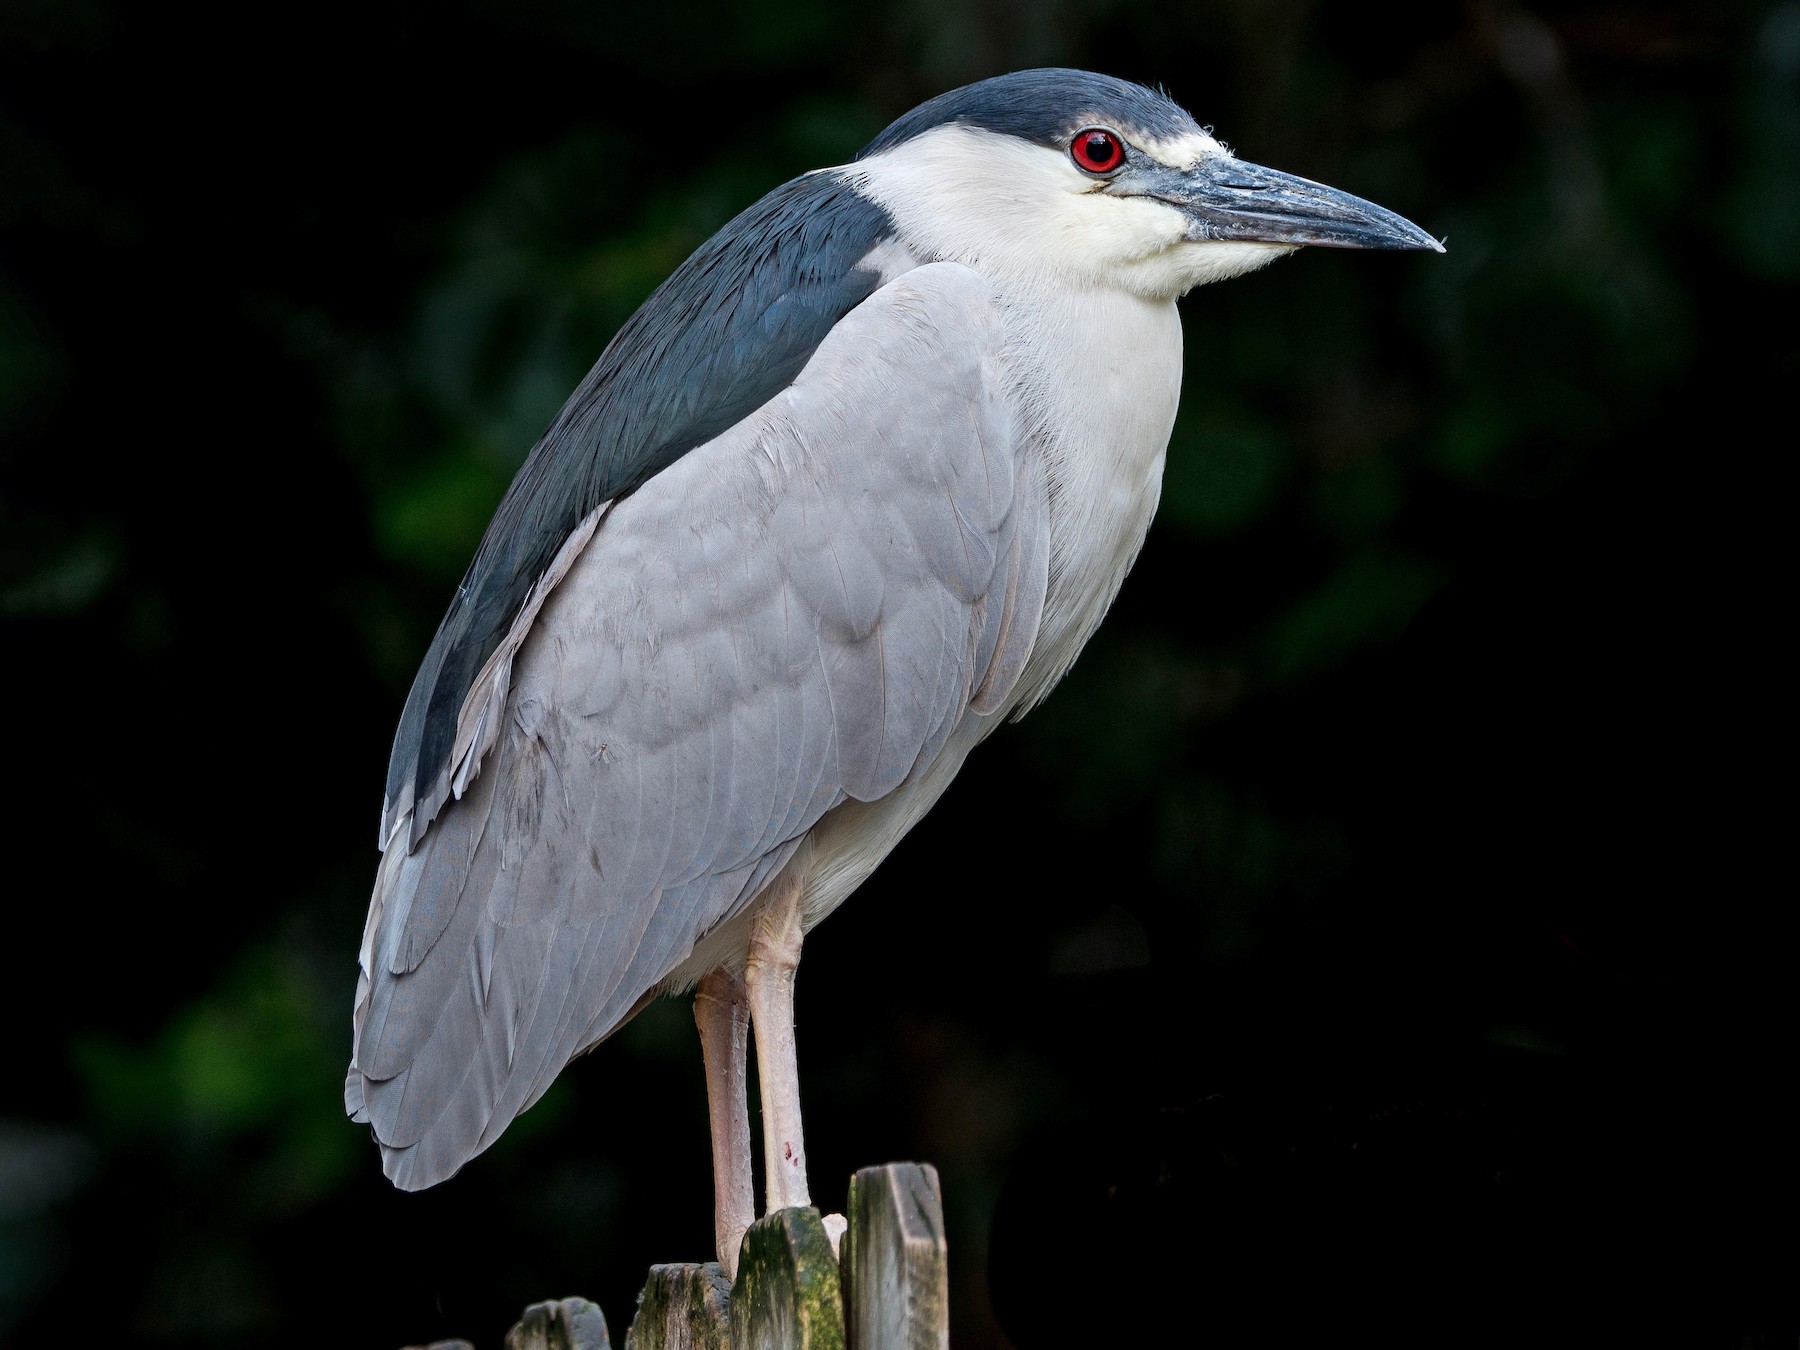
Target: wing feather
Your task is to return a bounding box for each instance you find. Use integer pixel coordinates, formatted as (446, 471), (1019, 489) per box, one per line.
(348, 263), (1050, 1188)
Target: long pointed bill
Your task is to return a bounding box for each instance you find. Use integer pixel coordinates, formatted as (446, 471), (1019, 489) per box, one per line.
(1145, 155), (1444, 252)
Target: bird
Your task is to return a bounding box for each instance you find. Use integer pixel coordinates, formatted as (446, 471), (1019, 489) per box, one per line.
(346, 67), (1441, 1274)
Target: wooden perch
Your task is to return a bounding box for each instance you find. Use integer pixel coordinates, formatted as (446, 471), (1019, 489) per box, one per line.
(452, 1162), (948, 1350)
(625, 1263), (732, 1349)
(842, 1164), (948, 1350)
(730, 1207), (846, 1350)
(504, 1297), (613, 1350)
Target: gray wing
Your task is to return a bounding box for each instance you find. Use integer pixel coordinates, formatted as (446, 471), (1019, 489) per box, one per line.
(347, 262), (1050, 1190)
(384, 171), (895, 851)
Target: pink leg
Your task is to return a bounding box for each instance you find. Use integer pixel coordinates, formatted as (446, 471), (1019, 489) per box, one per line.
(695, 967), (755, 1277)
(745, 878), (812, 1214)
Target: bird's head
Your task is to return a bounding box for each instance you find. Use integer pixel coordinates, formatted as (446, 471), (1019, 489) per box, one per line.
(851, 69), (1442, 301)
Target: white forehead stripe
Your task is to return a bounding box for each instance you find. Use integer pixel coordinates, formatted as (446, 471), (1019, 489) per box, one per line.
(1133, 129), (1227, 169)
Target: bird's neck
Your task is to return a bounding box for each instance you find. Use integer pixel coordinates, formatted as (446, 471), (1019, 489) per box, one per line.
(996, 282), (1184, 713)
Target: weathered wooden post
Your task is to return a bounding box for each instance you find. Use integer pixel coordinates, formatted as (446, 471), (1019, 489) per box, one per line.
(625, 1262), (732, 1350)
(841, 1164), (949, 1350)
(503, 1296), (613, 1350)
(730, 1207), (846, 1350)
(446, 1162), (950, 1350)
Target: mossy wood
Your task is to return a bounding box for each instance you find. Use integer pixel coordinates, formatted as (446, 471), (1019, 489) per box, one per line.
(841, 1163), (948, 1350)
(504, 1296), (613, 1350)
(437, 1164), (945, 1349)
(625, 1262), (732, 1350)
(729, 1207), (847, 1350)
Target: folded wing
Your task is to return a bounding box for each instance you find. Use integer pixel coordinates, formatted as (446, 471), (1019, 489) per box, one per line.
(346, 263), (1050, 1189)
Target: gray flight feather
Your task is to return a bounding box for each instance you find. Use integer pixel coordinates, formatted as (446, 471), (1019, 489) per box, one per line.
(384, 171), (897, 850)
(347, 264), (1051, 1189)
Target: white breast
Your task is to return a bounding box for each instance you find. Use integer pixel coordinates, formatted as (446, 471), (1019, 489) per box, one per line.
(1000, 284), (1183, 714)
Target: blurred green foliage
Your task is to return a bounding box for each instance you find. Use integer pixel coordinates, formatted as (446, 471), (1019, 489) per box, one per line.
(73, 940), (358, 1209)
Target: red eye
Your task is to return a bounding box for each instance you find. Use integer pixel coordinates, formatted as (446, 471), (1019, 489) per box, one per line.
(1070, 128), (1125, 175)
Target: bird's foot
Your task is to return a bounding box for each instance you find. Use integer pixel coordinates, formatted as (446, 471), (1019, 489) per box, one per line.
(822, 1212), (847, 1259)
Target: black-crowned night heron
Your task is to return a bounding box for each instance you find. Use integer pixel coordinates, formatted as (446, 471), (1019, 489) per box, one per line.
(347, 68), (1440, 1273)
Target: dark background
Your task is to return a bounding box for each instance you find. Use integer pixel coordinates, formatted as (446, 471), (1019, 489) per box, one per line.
(1, 0), (1793, 1345)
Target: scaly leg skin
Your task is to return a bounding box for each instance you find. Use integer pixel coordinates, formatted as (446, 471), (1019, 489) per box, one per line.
(695, 967), (755, 1277)
(745, 878), (813, 1215)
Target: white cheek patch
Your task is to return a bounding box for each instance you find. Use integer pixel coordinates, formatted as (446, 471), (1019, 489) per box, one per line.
(850, 125), (1114, 282)
(1088, 195), (1188, 259)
